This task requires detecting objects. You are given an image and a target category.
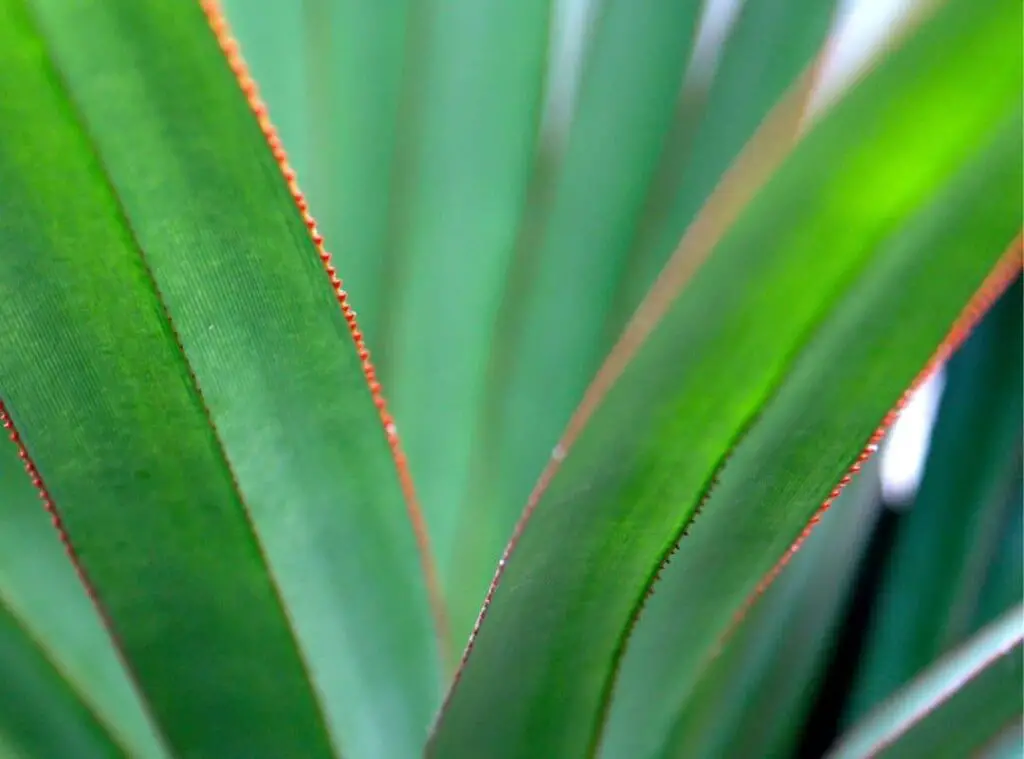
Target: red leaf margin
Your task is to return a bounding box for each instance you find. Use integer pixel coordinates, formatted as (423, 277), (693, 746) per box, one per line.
(198, 0), (452, 665)
(431, 236), (1023, 752)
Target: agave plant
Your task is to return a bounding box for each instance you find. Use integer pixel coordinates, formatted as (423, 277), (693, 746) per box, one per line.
(1, 0), (1020, 756)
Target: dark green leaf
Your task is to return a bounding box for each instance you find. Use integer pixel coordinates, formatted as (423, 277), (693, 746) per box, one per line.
(0, 414), (166, 758)
(0, 595), (124, 758)
(429, 2), (1022, 757)
(0, 1), (442, 756)
(846, 276), (1023, 722)
(654, 463), (881, 759)
(827, 605), (1024, 758)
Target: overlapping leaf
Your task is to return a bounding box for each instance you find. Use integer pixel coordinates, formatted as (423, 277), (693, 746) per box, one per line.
(653, 463), (882, 759)
(0, 420), (167, 757)
(827, 605), (1024, 758)
(429, 1), (1022, 756)
(846, 277), (1023, 722)
(602, 125), (1022, 759)
(0, 1), (442, 757)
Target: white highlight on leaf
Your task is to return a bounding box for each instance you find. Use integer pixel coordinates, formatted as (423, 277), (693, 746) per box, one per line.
(881, 368), (946, 507)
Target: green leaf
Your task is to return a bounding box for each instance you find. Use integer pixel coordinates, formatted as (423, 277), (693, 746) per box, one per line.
(218, 0), (312, 186)
(826, 604), (1024, 758)
(0, 1), (441, 757)
(972, 473), (1024, 633)
(450, 0), (705, 638)
(613, 0), (839, 331)
(846, 276), (1023, 722)
(428, 1), (1022, 755)
(0, 595), (123, 758)
(978, 722), (1024, 759)
(382, 0), (553, 612)
(602, 121), (1022, 759)
(654, 462), (882, 759)
(222, 0), (411, 350)
(0, 412), (167, 758)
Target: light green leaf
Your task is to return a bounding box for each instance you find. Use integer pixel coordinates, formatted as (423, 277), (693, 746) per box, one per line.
(452, 0), (704, 638)
(846, 276), (1023, 722)
(428, 1), (1022, 755)
(0, 1), (442, 757)
(0, 595), (123, 758)
(218, 0), (311, 186)
(827, 604), (1024, 759)
(382, 0), (553, 624)
(223, 0), (411, 350)
(654, 462), (882, 759)
(613, 0), (839, 331)
(0, 413), (167, 758)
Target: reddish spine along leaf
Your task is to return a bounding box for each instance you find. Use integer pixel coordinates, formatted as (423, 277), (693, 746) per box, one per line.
(431, 237), (1023, 747)
(719, 235), (1022, 649)
(0, 399), (171, 752)
(199, 0), (452, 665)
(0, 401), (96, 609)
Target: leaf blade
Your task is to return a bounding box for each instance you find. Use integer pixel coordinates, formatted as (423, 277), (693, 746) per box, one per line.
(654, 463), (882, 759)
(603, 119), (1022, 759)
(1, 1), (444, 755)
(450, 0), (706, 643)
(383, 0), (553, 631)
(0, 595), (125, 759)
(0, 408), (167, 759)
(845, 276), (1023, 722)
(613, 0), (839, 330)
(826, 605), (1024, 759)
(429, 3), (1023, 755)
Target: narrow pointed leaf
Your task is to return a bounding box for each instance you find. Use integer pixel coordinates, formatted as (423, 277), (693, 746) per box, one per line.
(0, 597), (124, 758)
(0, 419), (167, 758)
(429, 2), (1022, 756)
(614, 0), (839, 330)
(384, 0), (553, 612)
(223, 0), (411, 349)
(827, 605), (1024, 759)
(654, 464), (882, 759)
(457, 0), (704, 637)
(846, 277), (1023, 722)
(0, 1), (442, 756)
(603, 120), (1022, 759)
